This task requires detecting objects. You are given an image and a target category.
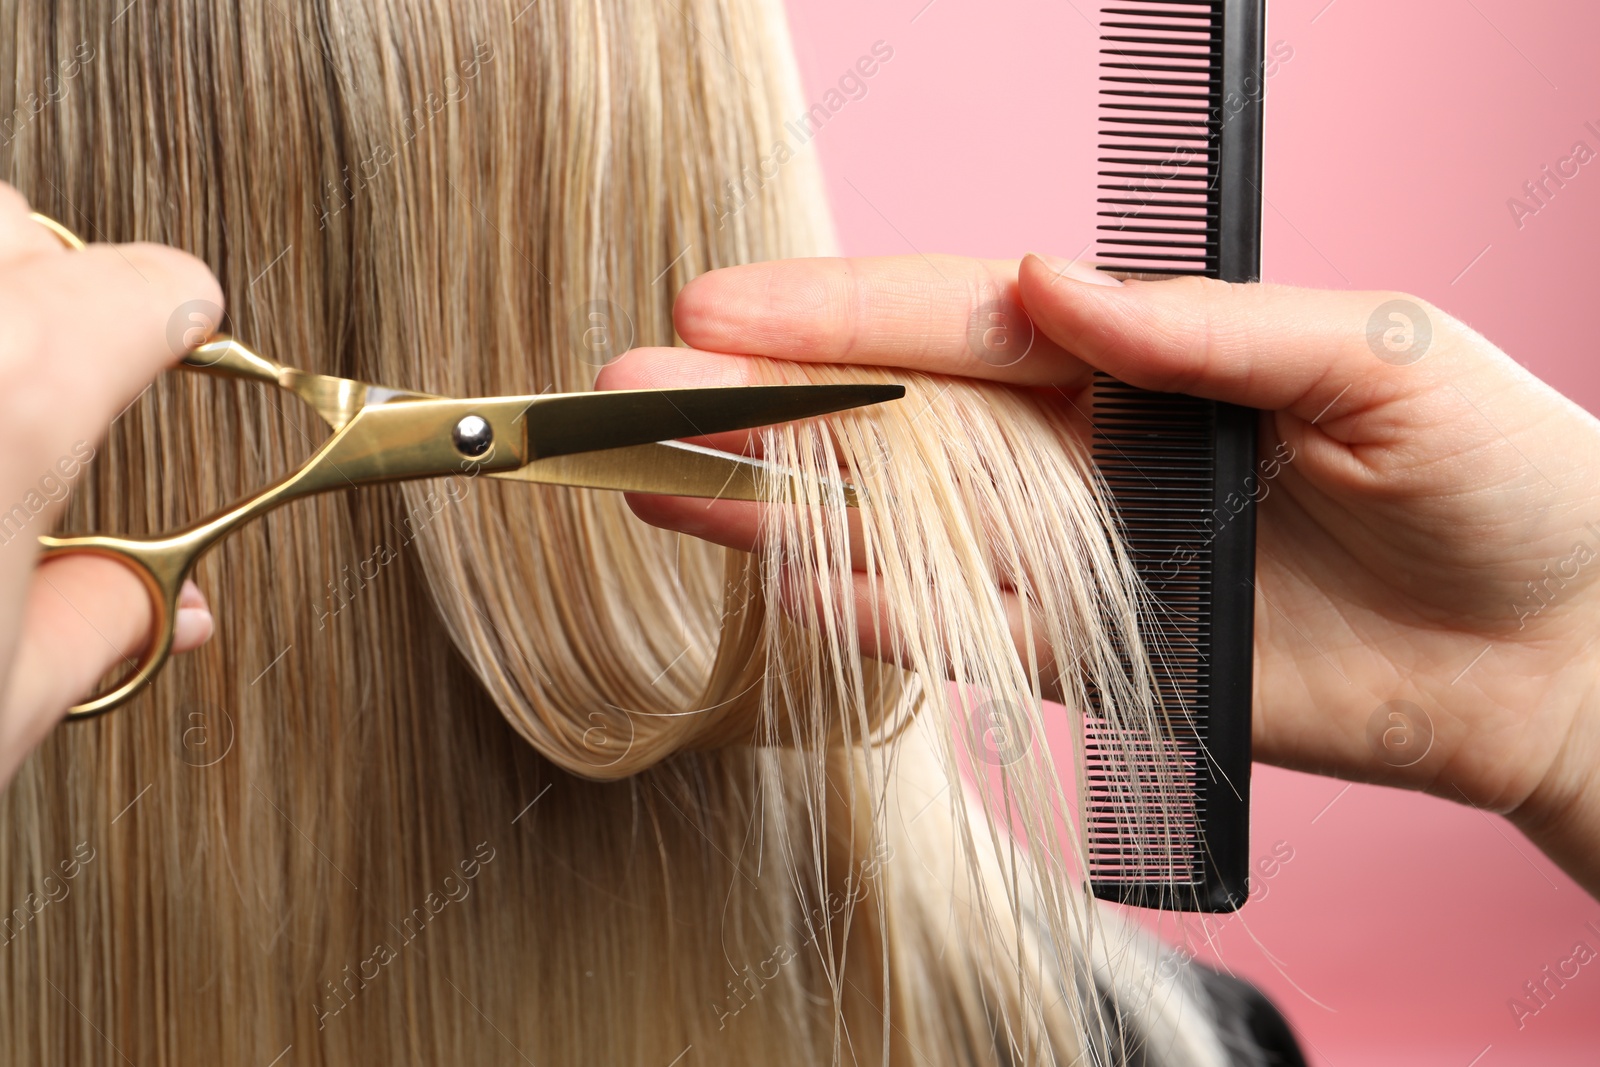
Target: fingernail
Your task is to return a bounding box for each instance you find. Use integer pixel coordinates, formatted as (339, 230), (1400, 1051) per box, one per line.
(174, 579), (215, 651)
(177, 578), (209, 611)
(174, 607), (215, 650)
(1027, 253), (1123, 287)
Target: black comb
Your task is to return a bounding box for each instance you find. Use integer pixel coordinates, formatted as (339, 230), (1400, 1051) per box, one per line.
(1085, 0), (1264, 913)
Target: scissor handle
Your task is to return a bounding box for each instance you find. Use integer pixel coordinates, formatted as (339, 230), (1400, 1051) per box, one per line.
(36, 385), (536, 716)
(30, 212), (85, 251)
(37, 532), (196, 718)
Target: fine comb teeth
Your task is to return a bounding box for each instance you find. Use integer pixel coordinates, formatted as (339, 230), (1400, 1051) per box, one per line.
(1086, 0), (1264, 913)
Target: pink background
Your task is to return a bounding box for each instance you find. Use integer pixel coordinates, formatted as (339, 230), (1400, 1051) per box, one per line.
(782, 0), (1600, 1061)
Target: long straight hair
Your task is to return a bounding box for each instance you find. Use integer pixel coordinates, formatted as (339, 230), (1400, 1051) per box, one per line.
(0, 1), (1234, 1063)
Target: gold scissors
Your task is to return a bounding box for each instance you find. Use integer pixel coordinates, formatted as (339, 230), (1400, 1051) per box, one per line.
(30, 214), (903, 718)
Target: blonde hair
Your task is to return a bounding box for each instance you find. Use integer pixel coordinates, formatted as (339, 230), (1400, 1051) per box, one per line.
(0, 0), (1237, 1063)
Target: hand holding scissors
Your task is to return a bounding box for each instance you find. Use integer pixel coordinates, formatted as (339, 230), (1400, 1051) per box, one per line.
(16, 206), (902, 723)
(0, 186), (223, 780)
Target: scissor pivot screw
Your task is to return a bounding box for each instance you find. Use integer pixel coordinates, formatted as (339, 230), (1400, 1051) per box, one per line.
(452, 415), (493, 457)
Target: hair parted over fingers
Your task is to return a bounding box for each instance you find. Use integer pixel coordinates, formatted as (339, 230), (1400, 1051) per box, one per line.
(0, 1), (1239, 1064)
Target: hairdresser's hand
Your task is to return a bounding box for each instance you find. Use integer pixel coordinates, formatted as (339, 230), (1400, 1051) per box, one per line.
(603, 254), (1600, 899)
(0, 184), (218, 785)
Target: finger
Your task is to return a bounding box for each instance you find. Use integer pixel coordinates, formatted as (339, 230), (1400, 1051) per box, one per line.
(625, 494), (762, 552)
(174, 579), (216, 653)
(1016, 253), (1453, 428)
(33, 241), (224, 423)
(0, 241), (223, 518)
(0, 556), (214, 775)
(779, 569), (1056, 697)
(625, 492), (877, 580)
(673, 256), (1098, 387)
(628, 480), (1031, 604)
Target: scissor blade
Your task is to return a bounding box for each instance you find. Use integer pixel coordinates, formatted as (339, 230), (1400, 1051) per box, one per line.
(490, 440), (861, 506)
(518, 384), (904, 461)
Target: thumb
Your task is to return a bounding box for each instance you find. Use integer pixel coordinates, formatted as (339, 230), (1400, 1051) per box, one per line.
(0, 556), (213, 776)
(1016, 253), (1451, 424)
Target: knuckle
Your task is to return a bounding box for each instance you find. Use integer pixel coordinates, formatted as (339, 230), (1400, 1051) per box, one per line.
(1141, 277), (1225, 392)
(1359, 288), (1459, 370)
(818, 268), (862, 361)
(1393, 290), (1452, 333)
(1373, 288), (1440, 328)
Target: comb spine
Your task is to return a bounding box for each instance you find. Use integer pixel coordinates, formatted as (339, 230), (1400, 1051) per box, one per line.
(1217, 0), (1265, 284)
(1198, 0), (1265, 911)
